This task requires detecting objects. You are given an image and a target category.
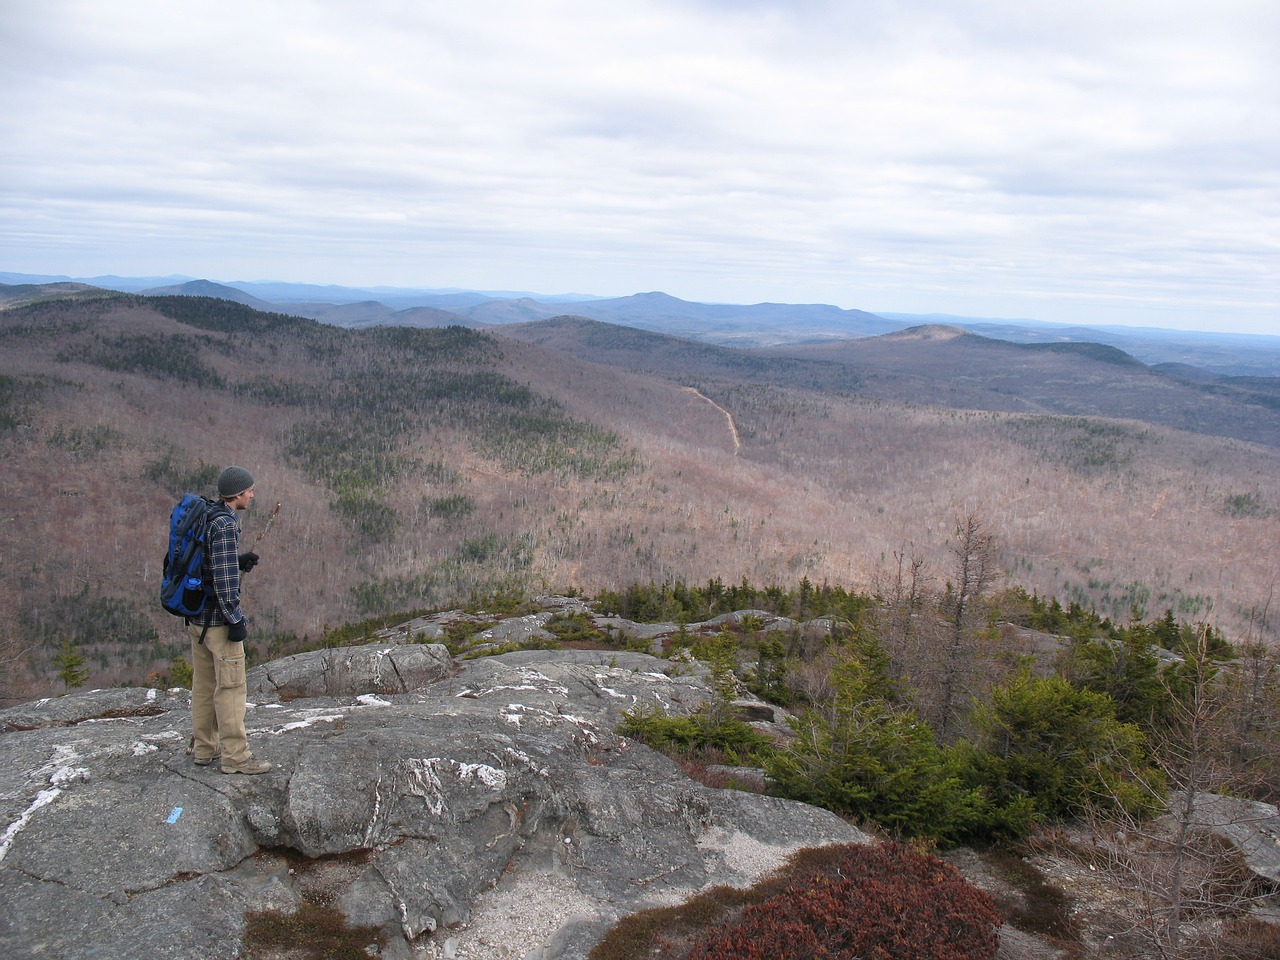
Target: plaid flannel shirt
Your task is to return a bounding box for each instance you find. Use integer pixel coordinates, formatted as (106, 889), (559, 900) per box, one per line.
(191, 509), (245, 627)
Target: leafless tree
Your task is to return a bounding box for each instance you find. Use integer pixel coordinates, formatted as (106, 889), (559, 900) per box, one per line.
(1217, 583), (1280, 799)
(872, 541), (932, 686)
(1220, 644), (1280, 803)
(0, 600), (31, 707)
(936, 513), (1000, 740)
(1065, 619), (1278, 959)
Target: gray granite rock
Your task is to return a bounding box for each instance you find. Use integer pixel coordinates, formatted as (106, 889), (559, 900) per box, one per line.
(0, 644), (863, 959)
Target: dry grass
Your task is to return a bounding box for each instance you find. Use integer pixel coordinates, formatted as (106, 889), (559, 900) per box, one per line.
(240, 850), (387, 960)
(242, 903), (386, 960)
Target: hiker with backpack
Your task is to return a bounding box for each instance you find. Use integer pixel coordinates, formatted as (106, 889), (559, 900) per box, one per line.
(185, 465), (270, 775)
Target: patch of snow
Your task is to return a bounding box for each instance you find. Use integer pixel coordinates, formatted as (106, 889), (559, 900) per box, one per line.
(0, 788), (62, 864)
(458, 683), (540, 699)
(141, 731), (184, 743)
(401, 759), (448, 817)
(37, 744), (90, 785)
(456, 762), (507, 790)
(500, 747), (549, 778)
(255, 710), (346, 735)
(50, 766), (89, 787)
(499, 704), (599, 739)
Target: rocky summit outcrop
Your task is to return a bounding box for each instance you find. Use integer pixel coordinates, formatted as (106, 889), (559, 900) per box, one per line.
(0, 637), (865, 960)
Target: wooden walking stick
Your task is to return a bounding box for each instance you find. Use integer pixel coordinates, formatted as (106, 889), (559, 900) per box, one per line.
(253, 502), (282, 547)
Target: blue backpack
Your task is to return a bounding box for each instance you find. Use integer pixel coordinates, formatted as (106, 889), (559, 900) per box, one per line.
(160, 494), (229, 618)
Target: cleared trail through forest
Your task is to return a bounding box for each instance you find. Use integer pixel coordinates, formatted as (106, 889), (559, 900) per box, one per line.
(683, 386), (741, 456)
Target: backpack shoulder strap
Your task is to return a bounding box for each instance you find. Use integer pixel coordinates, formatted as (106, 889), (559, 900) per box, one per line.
(204, 498), (234, 525)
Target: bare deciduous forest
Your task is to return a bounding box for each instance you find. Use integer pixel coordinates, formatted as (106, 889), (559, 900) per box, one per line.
(1, 291), (1277, 698)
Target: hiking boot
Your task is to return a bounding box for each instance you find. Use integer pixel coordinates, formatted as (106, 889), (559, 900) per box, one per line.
(193, 753), (220, 767)
(221, 757), (271, 775)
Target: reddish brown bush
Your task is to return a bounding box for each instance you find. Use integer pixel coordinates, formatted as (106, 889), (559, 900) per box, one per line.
(677, 842), (1001, 960)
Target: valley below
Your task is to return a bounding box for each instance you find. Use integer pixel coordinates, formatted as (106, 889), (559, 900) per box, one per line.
(0, 285), (1277, 696)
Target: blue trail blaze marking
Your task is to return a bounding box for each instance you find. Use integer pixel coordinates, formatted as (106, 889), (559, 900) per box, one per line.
(166, 807), (183, 824)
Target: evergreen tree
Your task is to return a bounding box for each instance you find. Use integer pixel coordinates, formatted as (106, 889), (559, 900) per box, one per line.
(767, 654), (985, 843)
(52, 640), (90, 693)
(1058, 629), (1167, 729)
(962, 668), (1164, 824)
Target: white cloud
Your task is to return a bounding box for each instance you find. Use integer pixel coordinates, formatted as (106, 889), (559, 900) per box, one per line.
(1, 0), (1276, 331)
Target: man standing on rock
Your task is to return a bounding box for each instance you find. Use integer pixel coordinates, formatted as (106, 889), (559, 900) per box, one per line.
(189, 465), (270, 775)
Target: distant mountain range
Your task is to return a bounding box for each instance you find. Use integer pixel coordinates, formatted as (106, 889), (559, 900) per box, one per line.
(3, 271), (1278, 377)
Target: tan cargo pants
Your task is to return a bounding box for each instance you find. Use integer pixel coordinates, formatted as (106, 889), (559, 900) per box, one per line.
(188, 622), (250, 765)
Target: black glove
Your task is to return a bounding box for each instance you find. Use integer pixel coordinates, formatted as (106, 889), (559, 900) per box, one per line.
(238, 552), (260, 573)
(227, 620), (248, 643)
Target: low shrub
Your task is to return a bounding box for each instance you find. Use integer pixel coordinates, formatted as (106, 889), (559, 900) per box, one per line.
(620, 704), (772, 765)
(679, 842), (1000, 960)
(242, 903), (386, 960)
(545, 611), (613, 647)
(590, 841), (1001, 960)
(1219, 917), (1280, 960)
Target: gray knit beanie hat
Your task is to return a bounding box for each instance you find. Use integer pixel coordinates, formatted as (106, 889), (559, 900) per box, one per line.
(217, 465), (255, 499)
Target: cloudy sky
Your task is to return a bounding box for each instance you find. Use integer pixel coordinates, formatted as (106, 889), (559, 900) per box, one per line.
(3, 1), (1277, 334)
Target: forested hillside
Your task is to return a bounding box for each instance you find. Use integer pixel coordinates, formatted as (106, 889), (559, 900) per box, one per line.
(499, 316), (1280, 448)
(1, 291), (1277, 696)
